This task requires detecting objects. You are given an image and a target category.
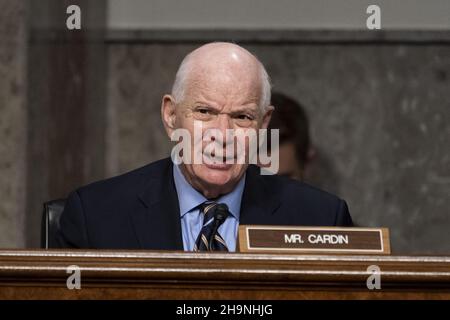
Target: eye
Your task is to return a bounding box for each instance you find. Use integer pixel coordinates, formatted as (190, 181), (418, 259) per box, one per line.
(193, 106), (215, 121)
(195, 107), (212, 114)
(236, 114), (253, 121)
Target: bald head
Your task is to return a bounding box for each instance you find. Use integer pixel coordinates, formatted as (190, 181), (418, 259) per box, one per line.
(171, 42), (271, 111)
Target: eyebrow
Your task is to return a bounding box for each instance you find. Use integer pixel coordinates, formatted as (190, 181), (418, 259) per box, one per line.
(193, 101), (220, 111)
(194, 101), (259, 114)
(230, 105), (259, 114)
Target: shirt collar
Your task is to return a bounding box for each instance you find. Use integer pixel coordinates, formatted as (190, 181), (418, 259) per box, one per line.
(173, 164), (245, 220)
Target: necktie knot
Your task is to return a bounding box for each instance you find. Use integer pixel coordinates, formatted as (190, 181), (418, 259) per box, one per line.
(200, 202), (229, 226)
(194, 202), (230, 251)
(200, 202), (219, 223)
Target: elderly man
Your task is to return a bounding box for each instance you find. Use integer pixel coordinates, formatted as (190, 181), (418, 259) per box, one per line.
(57, 42), (352, 251)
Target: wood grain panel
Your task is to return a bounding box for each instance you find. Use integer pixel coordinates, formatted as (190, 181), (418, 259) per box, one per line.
(0, 250), (449, 299)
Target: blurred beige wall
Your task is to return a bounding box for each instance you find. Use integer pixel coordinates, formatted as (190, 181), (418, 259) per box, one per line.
(108, 0), (450, 30)
(0, 0), (27, 248)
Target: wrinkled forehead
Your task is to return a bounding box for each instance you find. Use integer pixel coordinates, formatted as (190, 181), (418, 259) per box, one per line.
(183, 59), (263, 105)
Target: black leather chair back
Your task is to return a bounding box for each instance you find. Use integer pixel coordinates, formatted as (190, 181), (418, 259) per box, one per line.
(41, 199), (66, 248)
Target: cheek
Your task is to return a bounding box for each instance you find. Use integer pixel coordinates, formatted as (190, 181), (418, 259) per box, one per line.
(177, 117), (193, 131)
(177, 120), (197, 145)
(176, 107), (196, 128)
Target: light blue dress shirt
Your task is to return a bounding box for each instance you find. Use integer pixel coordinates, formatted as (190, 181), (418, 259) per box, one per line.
(173, 164), (245, 252)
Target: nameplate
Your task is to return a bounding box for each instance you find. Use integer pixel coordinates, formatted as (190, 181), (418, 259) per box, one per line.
(238, 226), (390, 254)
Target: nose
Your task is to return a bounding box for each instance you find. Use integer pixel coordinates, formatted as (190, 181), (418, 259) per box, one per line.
(209, 113), (233, 145)
(216, 113), (233, 132)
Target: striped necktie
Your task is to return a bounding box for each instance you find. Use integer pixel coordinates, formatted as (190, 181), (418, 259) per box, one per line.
(193, 202), (230, 252)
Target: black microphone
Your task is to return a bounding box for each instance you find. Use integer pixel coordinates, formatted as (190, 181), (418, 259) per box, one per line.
(214, 203), (229, 223)
(210, 203), (229, 238)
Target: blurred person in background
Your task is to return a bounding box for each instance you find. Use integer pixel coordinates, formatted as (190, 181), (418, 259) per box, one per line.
(267, 92), (315, 181)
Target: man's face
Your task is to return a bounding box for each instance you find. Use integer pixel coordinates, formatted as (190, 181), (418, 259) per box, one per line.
(163, 65), (272, 198)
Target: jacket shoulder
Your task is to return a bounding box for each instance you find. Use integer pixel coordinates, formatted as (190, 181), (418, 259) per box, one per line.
(75, 157), (171, 197)
(253, 167), (350, 225)
(263, 173), (342, 204)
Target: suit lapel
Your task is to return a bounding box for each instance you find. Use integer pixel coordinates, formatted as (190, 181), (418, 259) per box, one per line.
(240, 165), (281, 225)
(132, 159), (183, 250)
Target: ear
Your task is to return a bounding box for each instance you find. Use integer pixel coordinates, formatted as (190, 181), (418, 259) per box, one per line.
(261, 105), (274, 129)
(161, 94), (177, 137)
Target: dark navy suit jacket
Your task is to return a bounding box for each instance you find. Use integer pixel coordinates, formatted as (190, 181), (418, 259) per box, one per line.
(57, 157), (353, 249)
